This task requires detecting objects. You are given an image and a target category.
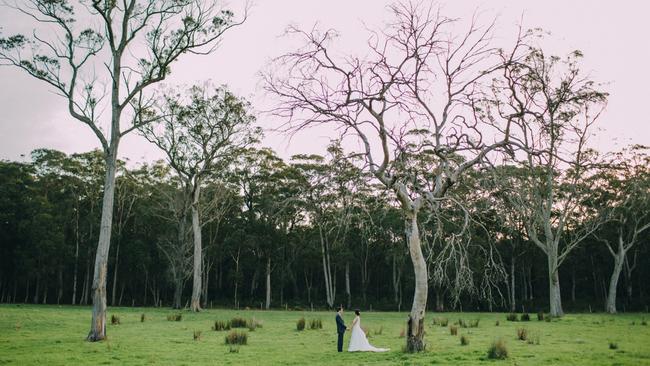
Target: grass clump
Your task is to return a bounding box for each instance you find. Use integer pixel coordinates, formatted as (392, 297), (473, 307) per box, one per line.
(457, 319), (467, 328)
(309, 319), (322, 330)
(521, 313), (530, 321)
(450, 325), (458, 336)
(433, 317), (448, 327)
(225, 330), (248, 345)
(110, 315), (120, 325)
(487, 339), (508, 359)
(495, 320), (500, 326)
(517, 328), (528, 341)
(527, 333), (540, 345)
(641, 318), (647, 326)
(460, 334), (469, 346)
(228, 346), (240, 353)
(296, 317), (305, 331)
(166, 313), (182, 321)
(399, 328), (405, 338)
(193, 330), (202, 341)
(506, 313), (518, 322)
(213, 320), (231, 331)
(230, 317), (248, 328)
(469, 319), (480, 328)
(609, 341), (618, 350)
(374, 326), (383, 335)
(537, 311), (545, 321)
(140, 313), (146, 323)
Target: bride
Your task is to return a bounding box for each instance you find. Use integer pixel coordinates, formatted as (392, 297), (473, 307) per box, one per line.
(348, 310), (389, 352)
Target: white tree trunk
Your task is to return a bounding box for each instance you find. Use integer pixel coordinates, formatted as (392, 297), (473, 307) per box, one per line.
(87, 150), (118, 341)
(547, 251), (564, 317)
(405, 213), (427, 352)
(265, 256), (271, 310)
(190, 184), (202, 312)
(606, 250), (625, 314)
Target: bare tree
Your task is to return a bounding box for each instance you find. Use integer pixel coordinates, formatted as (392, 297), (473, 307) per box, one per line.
(265, 2), (519, 351)
(0, 0), (245, 340)
(140, 84), (258, 312)
(488, 36), (608, 317)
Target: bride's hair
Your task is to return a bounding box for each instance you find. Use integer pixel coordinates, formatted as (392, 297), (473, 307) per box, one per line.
(355, 309), (360, 316)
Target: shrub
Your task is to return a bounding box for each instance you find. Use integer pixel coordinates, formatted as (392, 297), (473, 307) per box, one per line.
(527, 333), (540, 345)
(213, 320), (231, 331)
(460, 335), (469, 346)
(609, 342), (618, 350)
(374, 326), (383, 335)
(450, 325), (458, 336)
(296, 317), (306, 331)
(516, 328), (528, 341)
(537, 311), (545, 321)
(225, 331), (248, 345)
(140, 313), (146, 323)
(469, 319), (480, 328)
(495, 320), (500, 327)
(167, 313), (182, 321)
(309, 319), (323, 330)
(230, 317), (248, 328)
(193, 330), (202, 341)
(506, 313), (518, 322)
(487, 339), (508, 359)
(521, 313), (530, 321)
(249, 318), (263, 329)
(111, 315), (120, 325)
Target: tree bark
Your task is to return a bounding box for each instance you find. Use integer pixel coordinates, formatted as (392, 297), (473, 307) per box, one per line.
(547, 252), (564, 317)
(345, 262), (351, 309)
(510, 259), (516, 313)
(87, 149), (118, 341)
(72, 200), (80, 305)
(606, 249), (625, 314)
(111, 238), (120, 306)
(190, 184), (203, 312)
(265, 256), (271, 310)
(405, 213), (427, 352)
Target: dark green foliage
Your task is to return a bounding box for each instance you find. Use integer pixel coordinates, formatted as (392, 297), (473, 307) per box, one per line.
(495, 320), (500, 326)
(521, 313), (530, 321)
(641, 318), (647, 326)
(140, 314), (146, 323)
(225, 331), (248, 345)
(296, 317), (305, 331)
(609, 342), (618, 350)
(487, 339), (508, 359)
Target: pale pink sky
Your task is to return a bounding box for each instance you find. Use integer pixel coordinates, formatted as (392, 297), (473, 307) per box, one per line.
(0, 0), (648, 163)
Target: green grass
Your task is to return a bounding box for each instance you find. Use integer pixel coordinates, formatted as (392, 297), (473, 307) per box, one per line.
(1, 305), (650, 365)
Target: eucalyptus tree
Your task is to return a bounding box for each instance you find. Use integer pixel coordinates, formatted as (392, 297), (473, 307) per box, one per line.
(593, 145), (650, 313)
(487, 39), (608, 316)
(140, 84), (258, 311)
(265, 2), (524, 350)
(0, 0), (245, 339)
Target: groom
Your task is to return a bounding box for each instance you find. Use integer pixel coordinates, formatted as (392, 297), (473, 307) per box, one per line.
(335, 306), (347, 352)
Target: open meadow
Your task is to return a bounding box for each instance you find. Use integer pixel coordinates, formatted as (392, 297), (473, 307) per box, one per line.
(1, 305), (649, 365)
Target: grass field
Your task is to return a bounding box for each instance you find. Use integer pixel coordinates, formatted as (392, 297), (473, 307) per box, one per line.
(1, 305), (650, 365)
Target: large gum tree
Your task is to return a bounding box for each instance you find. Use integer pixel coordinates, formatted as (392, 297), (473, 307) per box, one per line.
(0, 0), (245, 341)
(265, 2), (523, 351)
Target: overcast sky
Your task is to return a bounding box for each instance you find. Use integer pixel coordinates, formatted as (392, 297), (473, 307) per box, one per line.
(0, 0), (648, 163)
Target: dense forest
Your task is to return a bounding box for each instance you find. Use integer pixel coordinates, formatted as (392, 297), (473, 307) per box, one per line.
(1, 141), (648, 313)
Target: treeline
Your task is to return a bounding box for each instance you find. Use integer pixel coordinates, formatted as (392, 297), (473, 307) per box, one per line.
(1, 144), (648, 313)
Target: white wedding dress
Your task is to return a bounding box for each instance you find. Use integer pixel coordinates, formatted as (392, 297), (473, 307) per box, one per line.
(347, 316), (389, 352)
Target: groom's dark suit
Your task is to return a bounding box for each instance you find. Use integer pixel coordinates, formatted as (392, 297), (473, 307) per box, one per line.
(335, 313), (347, 352)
